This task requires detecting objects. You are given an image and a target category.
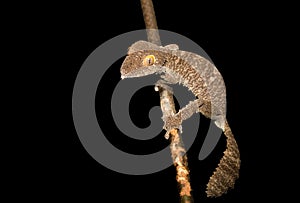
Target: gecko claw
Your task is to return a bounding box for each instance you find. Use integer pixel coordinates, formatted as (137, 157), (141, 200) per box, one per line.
(164, 125), (183, 139)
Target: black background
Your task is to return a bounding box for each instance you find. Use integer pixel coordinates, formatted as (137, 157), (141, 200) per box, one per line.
(15, 0), (287, 202)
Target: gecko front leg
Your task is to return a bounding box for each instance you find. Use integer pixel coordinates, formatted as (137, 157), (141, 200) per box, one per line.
(154, 72), (179, 139)
(155, 70), (204, 139)
(154, 70), (179, 94)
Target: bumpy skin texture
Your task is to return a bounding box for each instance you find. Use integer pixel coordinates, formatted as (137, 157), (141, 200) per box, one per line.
(120, 40), (240, 197)
(121, 41), (226, 129)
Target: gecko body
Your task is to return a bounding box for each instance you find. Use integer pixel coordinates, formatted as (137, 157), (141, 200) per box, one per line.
(121, 41), (226, 130)
(120, 40), (240, 197)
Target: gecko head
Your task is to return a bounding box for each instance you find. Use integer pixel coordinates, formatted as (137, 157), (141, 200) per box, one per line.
(120, 41), (166, 79)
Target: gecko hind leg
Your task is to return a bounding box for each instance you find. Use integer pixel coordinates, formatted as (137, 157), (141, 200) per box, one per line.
(163, 98), (204, 139)
(197, 101), (226, 130)
(177, 98), (204, 121)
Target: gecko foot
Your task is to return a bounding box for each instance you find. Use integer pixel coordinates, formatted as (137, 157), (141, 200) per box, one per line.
(163, 113), (183, 139)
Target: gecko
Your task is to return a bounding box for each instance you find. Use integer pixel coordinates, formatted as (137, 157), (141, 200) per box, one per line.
(120, 40), (240, 197)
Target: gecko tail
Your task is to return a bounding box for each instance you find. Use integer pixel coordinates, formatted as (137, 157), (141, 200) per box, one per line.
(206, 120), (241, 197)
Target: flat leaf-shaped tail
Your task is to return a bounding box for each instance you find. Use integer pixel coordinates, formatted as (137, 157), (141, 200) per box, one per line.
(206, 120), (241, 197)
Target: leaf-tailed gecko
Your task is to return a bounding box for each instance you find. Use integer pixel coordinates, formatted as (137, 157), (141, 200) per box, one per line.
(120, 40), (240, 197)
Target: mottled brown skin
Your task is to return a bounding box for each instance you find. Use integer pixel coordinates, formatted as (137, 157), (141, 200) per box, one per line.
(121, 41), (227, 125)
(122, 49), (208, 96)
(120, 41), (240, 197)
(121, 50), (167, 77)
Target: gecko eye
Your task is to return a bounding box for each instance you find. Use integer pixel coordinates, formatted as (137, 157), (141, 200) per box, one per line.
(142, 55), (156, 66)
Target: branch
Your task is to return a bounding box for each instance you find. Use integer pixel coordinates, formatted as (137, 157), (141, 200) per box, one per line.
(140, 1), (193, 202)
(140, 0), (161, 45)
